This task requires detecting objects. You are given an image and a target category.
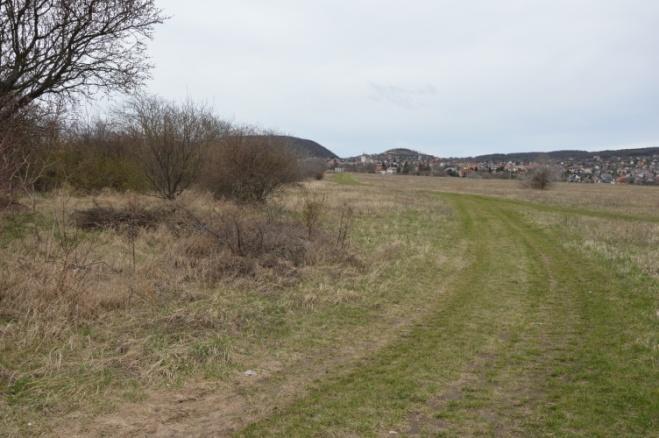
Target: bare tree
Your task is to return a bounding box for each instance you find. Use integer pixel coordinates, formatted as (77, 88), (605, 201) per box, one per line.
(0, 0), (164, 122)
(123, 95), (224, 200)
(0, 102), (60, 202)
(0, 129), (20, 197)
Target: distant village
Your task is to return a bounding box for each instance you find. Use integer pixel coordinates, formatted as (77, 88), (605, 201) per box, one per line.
(329, 148), (659, 185)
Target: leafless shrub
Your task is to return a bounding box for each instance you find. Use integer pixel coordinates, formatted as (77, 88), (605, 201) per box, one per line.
(0, 130), (17, 196)
(336, 203), (355, 249)
(301, 190), (326, 240)
(122, 95), (226, 200)
(525, 166), (555, 190)
(176, 199), (359, 284)
(71, 203), (173, 231)
(47, 117), (147, 192)
(183, 204), (307, 263)
(201, 130), (301, 203)
(0, 104), (61, 203)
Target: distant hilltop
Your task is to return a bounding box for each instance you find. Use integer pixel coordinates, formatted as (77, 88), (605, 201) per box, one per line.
(277, 135), (338, 159)
(347, 148), (436, 161)
(345, 146), (659, 162)
(468, 147), (659, 162)
(333, 145), (658, 185)
(243, 135), (338, 159)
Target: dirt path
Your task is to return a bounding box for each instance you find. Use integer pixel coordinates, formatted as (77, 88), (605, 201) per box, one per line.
(237, 194), (657, 436)
(66, 193), (658, 437)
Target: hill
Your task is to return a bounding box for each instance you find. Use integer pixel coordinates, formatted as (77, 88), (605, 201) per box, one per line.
(275, 135), (338, 159)
(348, 148), (436, 161)
(384, 148), (422, 156)
(470, 147), (659, 162)
(240, 135), (337, 159)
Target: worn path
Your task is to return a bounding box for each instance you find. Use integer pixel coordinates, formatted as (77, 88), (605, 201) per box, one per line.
(75, 193), (657, 437)
(238, 194), (657, 436)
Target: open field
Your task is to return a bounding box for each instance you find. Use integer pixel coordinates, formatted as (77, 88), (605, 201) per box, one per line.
(1, 174), (658, 436)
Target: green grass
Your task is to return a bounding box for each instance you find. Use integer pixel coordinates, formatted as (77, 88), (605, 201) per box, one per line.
(2, 180), (657, 436)
(0, 211), (47, 246)
(330, 172), (363, 185)
(430, 190), (659, 224)
(239, 192), (658, 436)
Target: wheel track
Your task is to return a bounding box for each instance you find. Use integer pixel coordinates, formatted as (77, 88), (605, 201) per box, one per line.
(239, 195), (556, 436)
(419, 198), (585, 436)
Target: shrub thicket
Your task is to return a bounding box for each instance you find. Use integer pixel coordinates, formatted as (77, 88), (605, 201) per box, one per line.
(43, 120), (147, 193)
(201, 131), (301, 203)
(1, 97), (327, 200)
(122, 95), (226, 200)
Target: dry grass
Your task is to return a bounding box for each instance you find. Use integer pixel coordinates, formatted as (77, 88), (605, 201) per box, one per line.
(349, 172), (659, 278)
(2, 179), (456, 436)
(522, 208), (659, 281)
(4, 174), (654, 436)
(354, 173), (659, 218)
(0, 186), (370, 434)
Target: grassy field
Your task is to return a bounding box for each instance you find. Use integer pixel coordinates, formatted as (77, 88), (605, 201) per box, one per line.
(1, 174), (657, 436)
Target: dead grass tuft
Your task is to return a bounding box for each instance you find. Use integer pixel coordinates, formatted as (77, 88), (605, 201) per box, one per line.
(0, 186), (364, 433)
(71, 202), (173, 231)
(0, 196), (28, 213)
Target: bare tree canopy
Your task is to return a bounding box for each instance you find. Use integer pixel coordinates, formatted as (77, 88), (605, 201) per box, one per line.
(0, 0), (164, 121)
(123, 95), (225, 200)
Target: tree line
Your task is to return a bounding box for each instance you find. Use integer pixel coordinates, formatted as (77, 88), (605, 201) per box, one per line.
(1, 1), (325, 204)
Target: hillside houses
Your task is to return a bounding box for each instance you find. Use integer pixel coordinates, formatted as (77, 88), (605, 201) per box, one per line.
(561, 153), (659, 185)
(333, 148), (659, 185)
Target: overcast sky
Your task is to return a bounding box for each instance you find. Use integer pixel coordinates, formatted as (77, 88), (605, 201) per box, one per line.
(144, 0), (659, 157)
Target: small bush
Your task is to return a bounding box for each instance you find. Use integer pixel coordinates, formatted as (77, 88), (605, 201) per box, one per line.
(301, 191), (326, 240)
(335, 203), (354, 249)
(201, 131), (301, 203)
(178, 199), (356, 284)
(525, 166), (554, 190)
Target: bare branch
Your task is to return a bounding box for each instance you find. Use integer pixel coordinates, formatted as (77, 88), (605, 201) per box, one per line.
(0, 0), (165, 121)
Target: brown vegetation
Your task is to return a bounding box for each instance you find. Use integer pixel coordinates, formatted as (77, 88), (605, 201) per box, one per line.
(123, 95), (226, 199)
(0, 190), (355, 330)
(301, 190), (326, 240)
(71, 203), (172, 231)
(0, 104), (61, 204)
(525, 166), (554, 190)
(46, 119), (147, 193)
(201, 131), (301, 202)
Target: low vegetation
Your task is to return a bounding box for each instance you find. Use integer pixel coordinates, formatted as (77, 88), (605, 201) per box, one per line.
(525, 165), (555, 190)
(0, 187), (361, 434)
(1, 3), (655, 435)
(201, 132), (301, 203)
(1, 175), (657, 437)
(1, 98), (326, 207)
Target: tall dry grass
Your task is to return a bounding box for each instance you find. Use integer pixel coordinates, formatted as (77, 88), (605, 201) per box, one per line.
(0, 187), (361, 426)
(355, 173), (659, 218)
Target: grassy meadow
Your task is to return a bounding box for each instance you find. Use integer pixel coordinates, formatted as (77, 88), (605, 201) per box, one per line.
(1, 174), (657, 436)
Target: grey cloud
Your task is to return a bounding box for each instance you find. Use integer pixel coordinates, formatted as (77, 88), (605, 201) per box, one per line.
(140, 0), (659, 157)
(369, 83), (438, 110)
